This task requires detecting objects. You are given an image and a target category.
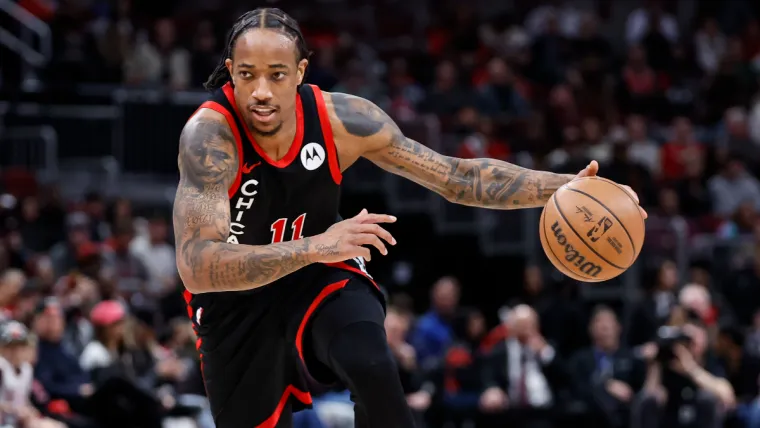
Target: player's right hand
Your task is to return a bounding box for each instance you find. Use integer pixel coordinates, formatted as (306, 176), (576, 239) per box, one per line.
(311, 208), (397, 263)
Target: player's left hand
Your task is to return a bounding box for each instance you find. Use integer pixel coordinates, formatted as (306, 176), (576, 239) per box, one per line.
(573, 160), (648, 219)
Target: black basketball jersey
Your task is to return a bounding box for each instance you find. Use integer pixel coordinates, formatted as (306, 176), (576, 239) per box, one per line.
(195, 82), (343, 246)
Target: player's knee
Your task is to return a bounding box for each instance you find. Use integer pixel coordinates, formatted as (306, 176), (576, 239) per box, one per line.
(329, 322), (397, 379)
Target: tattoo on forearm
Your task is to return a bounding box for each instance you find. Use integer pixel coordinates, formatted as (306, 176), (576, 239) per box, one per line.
(315, 241), (340, 256)
(332, 92), (571, 210)
(173, 116), (313, 292)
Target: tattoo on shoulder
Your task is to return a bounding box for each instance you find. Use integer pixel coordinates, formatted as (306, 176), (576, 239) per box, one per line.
(178, 117), (238, 189)
(332, 93), (393, 138)
(174, 116), (238, 266)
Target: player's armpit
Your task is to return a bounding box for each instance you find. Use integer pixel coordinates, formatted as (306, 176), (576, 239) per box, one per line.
(173, 112), (315, 293)
(329, 92), (573, 209)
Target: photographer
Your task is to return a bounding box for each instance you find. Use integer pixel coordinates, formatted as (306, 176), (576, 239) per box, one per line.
(631, 315), (735, 428)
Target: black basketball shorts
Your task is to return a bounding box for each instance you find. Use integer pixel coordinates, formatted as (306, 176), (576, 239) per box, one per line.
(183, 260), (384, 428)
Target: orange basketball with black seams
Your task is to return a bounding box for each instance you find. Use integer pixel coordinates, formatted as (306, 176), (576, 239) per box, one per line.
(539, 176), (645, 282)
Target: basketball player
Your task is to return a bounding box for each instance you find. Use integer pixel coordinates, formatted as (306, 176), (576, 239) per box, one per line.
(173, 8), (644, 428)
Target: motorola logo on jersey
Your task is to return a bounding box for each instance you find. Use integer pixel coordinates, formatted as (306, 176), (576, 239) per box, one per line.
(300, 142), (325, 171)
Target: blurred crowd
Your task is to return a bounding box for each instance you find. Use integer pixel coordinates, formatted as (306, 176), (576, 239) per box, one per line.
(4, 0), (760, 427)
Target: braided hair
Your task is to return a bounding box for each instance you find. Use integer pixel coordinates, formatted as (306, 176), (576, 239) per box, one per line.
(204, 8), (311, 91)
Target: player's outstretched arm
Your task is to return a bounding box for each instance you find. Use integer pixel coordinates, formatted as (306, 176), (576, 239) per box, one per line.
(330, 93), (576, 210)
(174, 111), (396, 294)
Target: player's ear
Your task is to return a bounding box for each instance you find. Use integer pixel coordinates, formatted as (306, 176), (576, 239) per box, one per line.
(225, 58), (233, 77)
(297, 59), (308, 85)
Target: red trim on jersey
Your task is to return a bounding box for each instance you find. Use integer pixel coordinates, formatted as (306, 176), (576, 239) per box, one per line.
(190, 101), (245, 198)
(295, 279), (349, 361)
(222, 83), (304, 169)
(325, 261), (380, 291)
(182, 290), (209, 399)
(309, 85), (342, 185)
(255, 385), (313, 428)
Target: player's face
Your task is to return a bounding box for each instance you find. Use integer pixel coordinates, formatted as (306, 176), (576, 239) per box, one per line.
(226, 29), (308, 137)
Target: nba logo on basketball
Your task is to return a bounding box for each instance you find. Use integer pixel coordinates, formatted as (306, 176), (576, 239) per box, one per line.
(587, 216), (613, 243)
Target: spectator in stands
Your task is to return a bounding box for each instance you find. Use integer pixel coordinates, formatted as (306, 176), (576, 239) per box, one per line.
(750, 94), (760, 145)
(49, 212), (91, 278)
(82, 192), (108, 243)
(477, 57), (530, 122)
(660, 116), (704, 181)
(717, 200), (758, 238)
(742, 19), (760, 63)
(78, 301), (126, 378)
(572, 12), (614, 83)
(570, 306), (644, 428)
(620, 45), (658, 115)
(456, 116), (511, 161)
(190, 20), (219, 89)
(627, 260), (679, 346)
(626, 114), (661, 178)
(124, 18), (190, 90)
(130, 213), (176, 300)
(512, 266), (585, 356)
(708, 156), (760, 218)
(435, 308), (488, 425)
(478, 304), (568, 428)
(583, 117), (613, 165)
(107, 198), (132, 231)
(93, 0), (133, 84)
(32, 298), (94, 413)
(724, 246), (760, 325)
(746, 309), (760, 357)
(524, 0), (582, 39)
(644, 187), (690, 257)
(714, 325), (760, 428)
(720, 107), (758, 169)
(18, 196), (51, 253)
(478, 12), (530, 61)
(104, 221), (148, 304)
(410, 276), (461, 369)
(331, 59), (388, 111)
(385, 306), (418, 394)
(705, 38), (760, 123)
(631, 316), (734, 428)
(386, 57), (425, 121)
(420, 60), (473, 121)
(530, 13), (571, 86)
(0, 321), (66, 428)
(626, 0), (679, 46)
(679, 283), (738, 341)
(696, 18), (728, 76)
(48, 5), (101, 87)
(0, 269), (25, 321)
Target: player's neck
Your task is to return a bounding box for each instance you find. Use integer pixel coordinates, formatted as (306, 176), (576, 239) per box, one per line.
(252, 112), (298, 161)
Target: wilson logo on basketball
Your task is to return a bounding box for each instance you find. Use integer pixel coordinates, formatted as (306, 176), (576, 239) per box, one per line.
(551, 221), (603, 278)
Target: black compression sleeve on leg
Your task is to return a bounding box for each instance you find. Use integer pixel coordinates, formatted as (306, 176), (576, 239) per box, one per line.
(307, 282), (415, 428)
(324, 322), (416, 428)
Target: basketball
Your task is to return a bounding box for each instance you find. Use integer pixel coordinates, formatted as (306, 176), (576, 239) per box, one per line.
(539, 176), (645, 282)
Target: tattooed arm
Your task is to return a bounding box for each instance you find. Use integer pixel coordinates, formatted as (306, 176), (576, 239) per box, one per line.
(174, 110), (397, 293)
(328, 93), (582, 209)
(173, 111), (316, 293)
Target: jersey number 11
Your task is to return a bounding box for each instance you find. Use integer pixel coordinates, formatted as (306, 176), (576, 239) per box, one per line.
(270, 214), (307, 243)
